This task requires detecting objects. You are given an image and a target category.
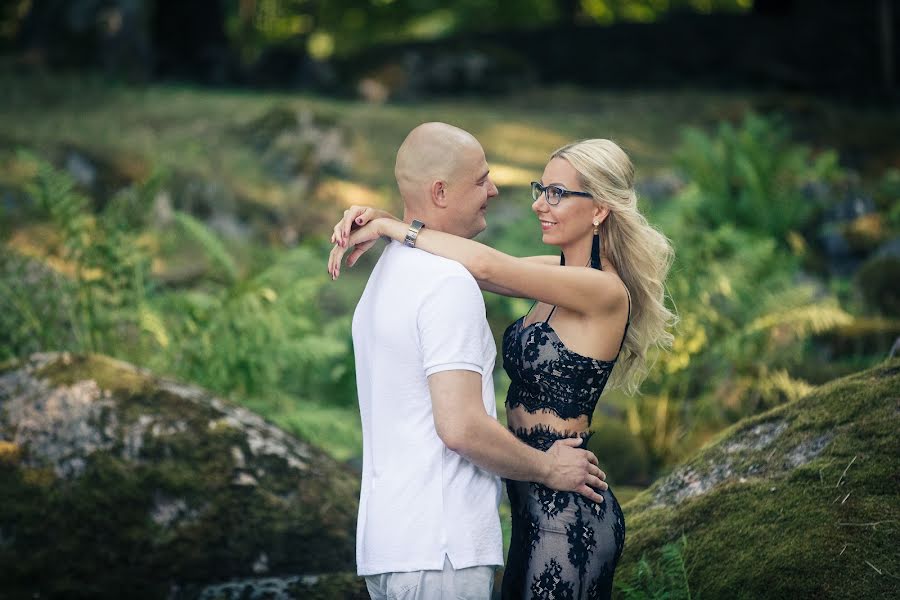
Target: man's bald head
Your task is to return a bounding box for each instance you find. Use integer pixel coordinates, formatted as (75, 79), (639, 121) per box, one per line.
(394, 122), (483, 207)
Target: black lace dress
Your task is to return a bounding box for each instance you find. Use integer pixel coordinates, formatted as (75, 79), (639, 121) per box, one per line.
(500, 295), (630, 600)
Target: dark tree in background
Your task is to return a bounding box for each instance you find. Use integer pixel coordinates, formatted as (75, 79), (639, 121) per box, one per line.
(151, 0), (232, 83)
(0, 0), (895, 96)
(753, 0), (794, 16)
(557, 0), (580, 25)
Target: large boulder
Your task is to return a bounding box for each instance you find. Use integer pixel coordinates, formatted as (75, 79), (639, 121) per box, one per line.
(0, 352), (366, 599)
(617, 359), (899, 599)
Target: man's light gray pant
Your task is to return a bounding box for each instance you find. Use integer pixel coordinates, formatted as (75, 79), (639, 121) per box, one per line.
(364, 555), (495, 599)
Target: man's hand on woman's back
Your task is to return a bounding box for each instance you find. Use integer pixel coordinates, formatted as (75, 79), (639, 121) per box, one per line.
(545, 438), (608, 504)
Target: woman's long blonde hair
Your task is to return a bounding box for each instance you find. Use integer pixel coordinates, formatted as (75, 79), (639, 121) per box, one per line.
(552, 139), (677, 395)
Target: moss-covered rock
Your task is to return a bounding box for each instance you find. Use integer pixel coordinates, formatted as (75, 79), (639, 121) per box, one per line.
(0, 353), (366, 599)
(616, 359), (900, 599)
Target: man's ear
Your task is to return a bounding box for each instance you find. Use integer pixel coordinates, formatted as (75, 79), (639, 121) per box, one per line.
(431, 180), (449, 208)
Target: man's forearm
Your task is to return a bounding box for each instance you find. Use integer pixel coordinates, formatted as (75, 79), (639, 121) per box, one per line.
(448, 414), (551, 483)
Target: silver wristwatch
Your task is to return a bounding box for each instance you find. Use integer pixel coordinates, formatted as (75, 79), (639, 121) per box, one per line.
(404, 219), (425, 247)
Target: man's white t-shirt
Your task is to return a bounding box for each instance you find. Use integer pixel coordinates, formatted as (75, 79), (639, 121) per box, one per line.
(352, 240), (503, 576)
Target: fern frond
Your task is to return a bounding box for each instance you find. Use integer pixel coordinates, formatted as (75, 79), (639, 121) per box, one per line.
(744, 303), (853, 338)
(138, 305), (170, 349)
(172, 211), (239, 283)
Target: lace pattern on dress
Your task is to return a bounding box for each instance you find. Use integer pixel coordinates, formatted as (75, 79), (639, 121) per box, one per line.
(502, 317), (615, 425)
(500, 292), (630, 599)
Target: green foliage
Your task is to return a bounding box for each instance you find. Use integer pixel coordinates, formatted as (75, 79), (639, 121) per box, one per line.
(874, 168), (900, 218)
(0, 154), (355, 453)
(633, 213), (854, 466)
(165, 246), (351, 401)
(0, 252), (79, 359)
(856, 255), (900, 317)
(0, 152), (156, 358)
(224, 0), (752, 60)
(172, 211), (240, 283)
(608, 115), (869, 469)
(587, 419), (650, 486)
(676, 113), (842, 242)
(616, 534), (694, 600)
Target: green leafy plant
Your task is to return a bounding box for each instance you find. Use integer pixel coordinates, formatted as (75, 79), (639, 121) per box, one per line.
(0, 152), (156, 358)
(676, 113), (841, 242)
(617, 534), (695, 600)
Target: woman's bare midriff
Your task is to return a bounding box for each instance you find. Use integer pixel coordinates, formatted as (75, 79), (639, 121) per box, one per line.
(506, 405), (590, 437)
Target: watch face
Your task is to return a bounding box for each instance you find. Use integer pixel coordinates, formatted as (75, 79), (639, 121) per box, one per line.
(405, 220), (424, 247)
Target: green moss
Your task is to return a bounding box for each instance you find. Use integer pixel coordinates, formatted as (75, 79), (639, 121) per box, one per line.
(36, 353), (150, 396)
(616, 359), (900, 599)
(1, 352), (361, 599)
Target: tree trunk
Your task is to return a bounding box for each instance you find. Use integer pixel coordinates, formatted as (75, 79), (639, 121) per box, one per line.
(881, 0), (895, 93)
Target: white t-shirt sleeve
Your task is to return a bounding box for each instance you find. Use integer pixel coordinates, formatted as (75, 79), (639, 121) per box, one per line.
(419, 273), (488, 377)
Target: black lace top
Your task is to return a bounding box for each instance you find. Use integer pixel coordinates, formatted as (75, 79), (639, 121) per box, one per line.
(502, 294), (631, 444)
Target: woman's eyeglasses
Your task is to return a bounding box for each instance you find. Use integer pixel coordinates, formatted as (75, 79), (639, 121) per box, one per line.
(531, 181), (593, 206)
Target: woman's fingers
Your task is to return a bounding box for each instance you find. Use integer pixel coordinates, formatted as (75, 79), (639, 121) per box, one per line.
(346, 239), (377, 267)
(329, 219), (382, 279)
(341, 206), (371, 245)
(327, 245), (336, 278)
(329, 243), (347, 279)
(331, 206), (381, 248)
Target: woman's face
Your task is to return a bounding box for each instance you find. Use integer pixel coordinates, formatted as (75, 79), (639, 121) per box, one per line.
(532, 157), (599, 247)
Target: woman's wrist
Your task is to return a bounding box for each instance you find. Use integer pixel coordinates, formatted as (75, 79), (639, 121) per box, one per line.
(374, 217), (399, 241)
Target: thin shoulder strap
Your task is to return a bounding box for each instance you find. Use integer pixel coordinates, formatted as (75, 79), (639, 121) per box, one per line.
(624, 284), (632, 324)
(617, 284), (632, 354)
(520, 299), (539, 326)
(546, 304), (559, 322)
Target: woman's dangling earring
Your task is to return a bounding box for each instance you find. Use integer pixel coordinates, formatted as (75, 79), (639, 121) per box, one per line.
(560, 251), (566, 266)
(591, 220), (602, 270)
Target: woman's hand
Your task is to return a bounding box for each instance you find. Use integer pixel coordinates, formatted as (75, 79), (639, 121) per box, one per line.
(328, 205), (400, 280)
(328, 218), (388, 280)
(330, 205), (398, 248)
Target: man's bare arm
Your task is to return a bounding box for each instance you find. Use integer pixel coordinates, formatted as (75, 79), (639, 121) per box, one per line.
(429, 370), (607, 503)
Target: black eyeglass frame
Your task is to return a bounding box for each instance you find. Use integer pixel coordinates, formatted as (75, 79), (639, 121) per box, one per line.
(531, 181), (593, 206)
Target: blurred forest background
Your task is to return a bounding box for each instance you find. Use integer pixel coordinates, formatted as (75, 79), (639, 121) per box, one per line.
(1, 0), (898, 598)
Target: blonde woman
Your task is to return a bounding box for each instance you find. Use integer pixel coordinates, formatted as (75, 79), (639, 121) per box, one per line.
(330, 138), (675, 599)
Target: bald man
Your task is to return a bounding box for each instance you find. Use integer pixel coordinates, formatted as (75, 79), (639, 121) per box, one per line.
(339, 123), (602, 600)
